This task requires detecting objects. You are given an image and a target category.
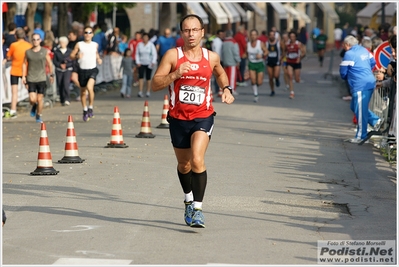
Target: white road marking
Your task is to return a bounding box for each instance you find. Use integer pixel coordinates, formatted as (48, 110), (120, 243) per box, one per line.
(75, 250), (115, 257)
(51, 225), (100, 233)
(52, 258), (132, 265)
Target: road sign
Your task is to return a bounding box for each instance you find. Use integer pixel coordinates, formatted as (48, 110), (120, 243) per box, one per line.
(374, 41), (392, 69)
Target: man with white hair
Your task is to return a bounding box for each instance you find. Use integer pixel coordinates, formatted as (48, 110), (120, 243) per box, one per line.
(53, 36), (73, 106)
(340, 35), (383, 143)
(363, 28), (376, 40)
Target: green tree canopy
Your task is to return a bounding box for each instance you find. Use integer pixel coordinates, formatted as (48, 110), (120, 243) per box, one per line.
(70, 3), (136, 24)
(84, 3), (136, 15)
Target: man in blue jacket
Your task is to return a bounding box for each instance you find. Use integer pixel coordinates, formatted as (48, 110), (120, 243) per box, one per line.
(340, 35), (383, 143)
(93, 24), (108, 55)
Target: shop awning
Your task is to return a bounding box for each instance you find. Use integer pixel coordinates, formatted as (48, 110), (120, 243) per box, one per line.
(376, 3), (396, 17)
(203, 2), (229, 25)
(270, 2), (288, 20)
(297, 9), (311, 24)
(185, 3), (209, 25)
(283, 4), (300, 20)
(357, 3), (382, 19)
(317, 3), (340, 24)
(245, 3), (266, 21)
(220, 2), (241, 23)
(231, 3), (248, 22)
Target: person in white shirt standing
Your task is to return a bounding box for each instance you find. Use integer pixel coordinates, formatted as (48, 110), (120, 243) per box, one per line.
(211, 29), (224, 96)
(334, 26), (343, 50)
(135, 32), (157, 97)
(70, 26), (102, 122)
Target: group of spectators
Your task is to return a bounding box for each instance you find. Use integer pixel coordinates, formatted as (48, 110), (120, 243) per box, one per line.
(339, 24), (397, 143)
(3, 21), (315, 109)
(334, 22), (395, 51)
(203, 25), (311, 101)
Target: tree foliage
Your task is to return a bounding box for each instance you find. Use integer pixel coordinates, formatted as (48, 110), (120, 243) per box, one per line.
(68, 3), (136, 25)
(84, 3), (136, 18)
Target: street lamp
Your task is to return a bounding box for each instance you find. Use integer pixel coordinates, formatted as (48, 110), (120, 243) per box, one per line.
(113, 3), (117, 28)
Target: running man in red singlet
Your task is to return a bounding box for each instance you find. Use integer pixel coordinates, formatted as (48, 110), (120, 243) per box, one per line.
(152, 14), (234, 228)
(283, 31), (306, 99)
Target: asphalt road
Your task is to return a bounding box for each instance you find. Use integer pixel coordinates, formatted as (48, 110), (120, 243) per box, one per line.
(2, 52), (396, 266)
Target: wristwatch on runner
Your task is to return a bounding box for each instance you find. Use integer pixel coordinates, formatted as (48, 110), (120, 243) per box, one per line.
(223, 85), (233, 94)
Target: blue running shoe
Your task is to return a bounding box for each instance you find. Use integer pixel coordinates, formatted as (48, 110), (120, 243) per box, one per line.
(270, 91), (275, 96)
(275, 78), (280, 87)
(36, 115), (43, 123)
(184, 201), (193, 226)
(88, 108), (94, 118)
(190, 208), (205, 228)
(83, 111), (89, 122)
(30, 104), (37, 117)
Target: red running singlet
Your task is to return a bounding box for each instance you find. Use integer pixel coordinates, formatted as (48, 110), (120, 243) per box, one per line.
(169, 47), (214, 120)
(285, 40), (301, 64)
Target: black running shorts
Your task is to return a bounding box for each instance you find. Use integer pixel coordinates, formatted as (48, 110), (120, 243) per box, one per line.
(27, 81), (46, 94)
(286, 62), (302, 70)
(10, 75), (21, 85)
(78, 67), (99, 88)
(168, 113), (215, 149)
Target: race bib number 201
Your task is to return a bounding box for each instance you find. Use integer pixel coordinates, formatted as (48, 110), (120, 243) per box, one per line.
(179, 85), (206, 105)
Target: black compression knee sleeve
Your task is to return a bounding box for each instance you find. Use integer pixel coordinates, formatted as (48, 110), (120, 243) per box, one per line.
(191, 170), (207, 202)
(177, 169), (192, 194)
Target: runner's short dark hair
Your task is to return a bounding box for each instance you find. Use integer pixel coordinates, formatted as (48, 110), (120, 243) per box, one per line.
(180, 14), (204, 32)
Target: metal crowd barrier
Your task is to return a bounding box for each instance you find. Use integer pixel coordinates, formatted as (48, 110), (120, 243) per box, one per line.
(362, 80), (397, 161)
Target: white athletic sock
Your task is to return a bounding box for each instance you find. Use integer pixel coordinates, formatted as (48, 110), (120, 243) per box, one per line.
(88, 106), (93, 109)
(252, 84), (258, 96)
(83, 106), (88, 111)
(185, 191), (193, 202)
(193, 201), (202, 210)
(10, 109), (16, 114)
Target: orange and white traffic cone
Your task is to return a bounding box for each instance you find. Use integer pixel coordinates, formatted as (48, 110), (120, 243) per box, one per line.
(58, 115), (85, 163)
(30, 122), (59, 175)
(156, 94), (169, 129)
(105, 106), (128, 148)
(136, 100), (155, 138)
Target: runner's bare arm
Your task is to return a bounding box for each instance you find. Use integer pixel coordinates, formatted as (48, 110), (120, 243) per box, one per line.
(281, 42), (286, 59)
(22, 54), (28, 85)
(46, 53), (53, 73)
(70, 42), (80, 60)
(45, 53), (54, 83)
(300, 43), (306, 59)
(261, 42), (268, 57)
(95, 43), (102, 65)
(210, 51), (229, 89)
(152, 49), (189, 91)
(210, 51), (234, 104)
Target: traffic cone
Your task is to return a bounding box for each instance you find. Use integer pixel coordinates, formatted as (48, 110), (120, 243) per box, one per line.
(156, 94), (169, 129)
(136, 100), (155, 138)
(30, 122), (59, 175)
(58, 115), (85, 163)
(105, 106), (128, 148)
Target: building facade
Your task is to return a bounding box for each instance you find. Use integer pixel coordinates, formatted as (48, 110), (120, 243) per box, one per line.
(124, 2), (339, 52)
